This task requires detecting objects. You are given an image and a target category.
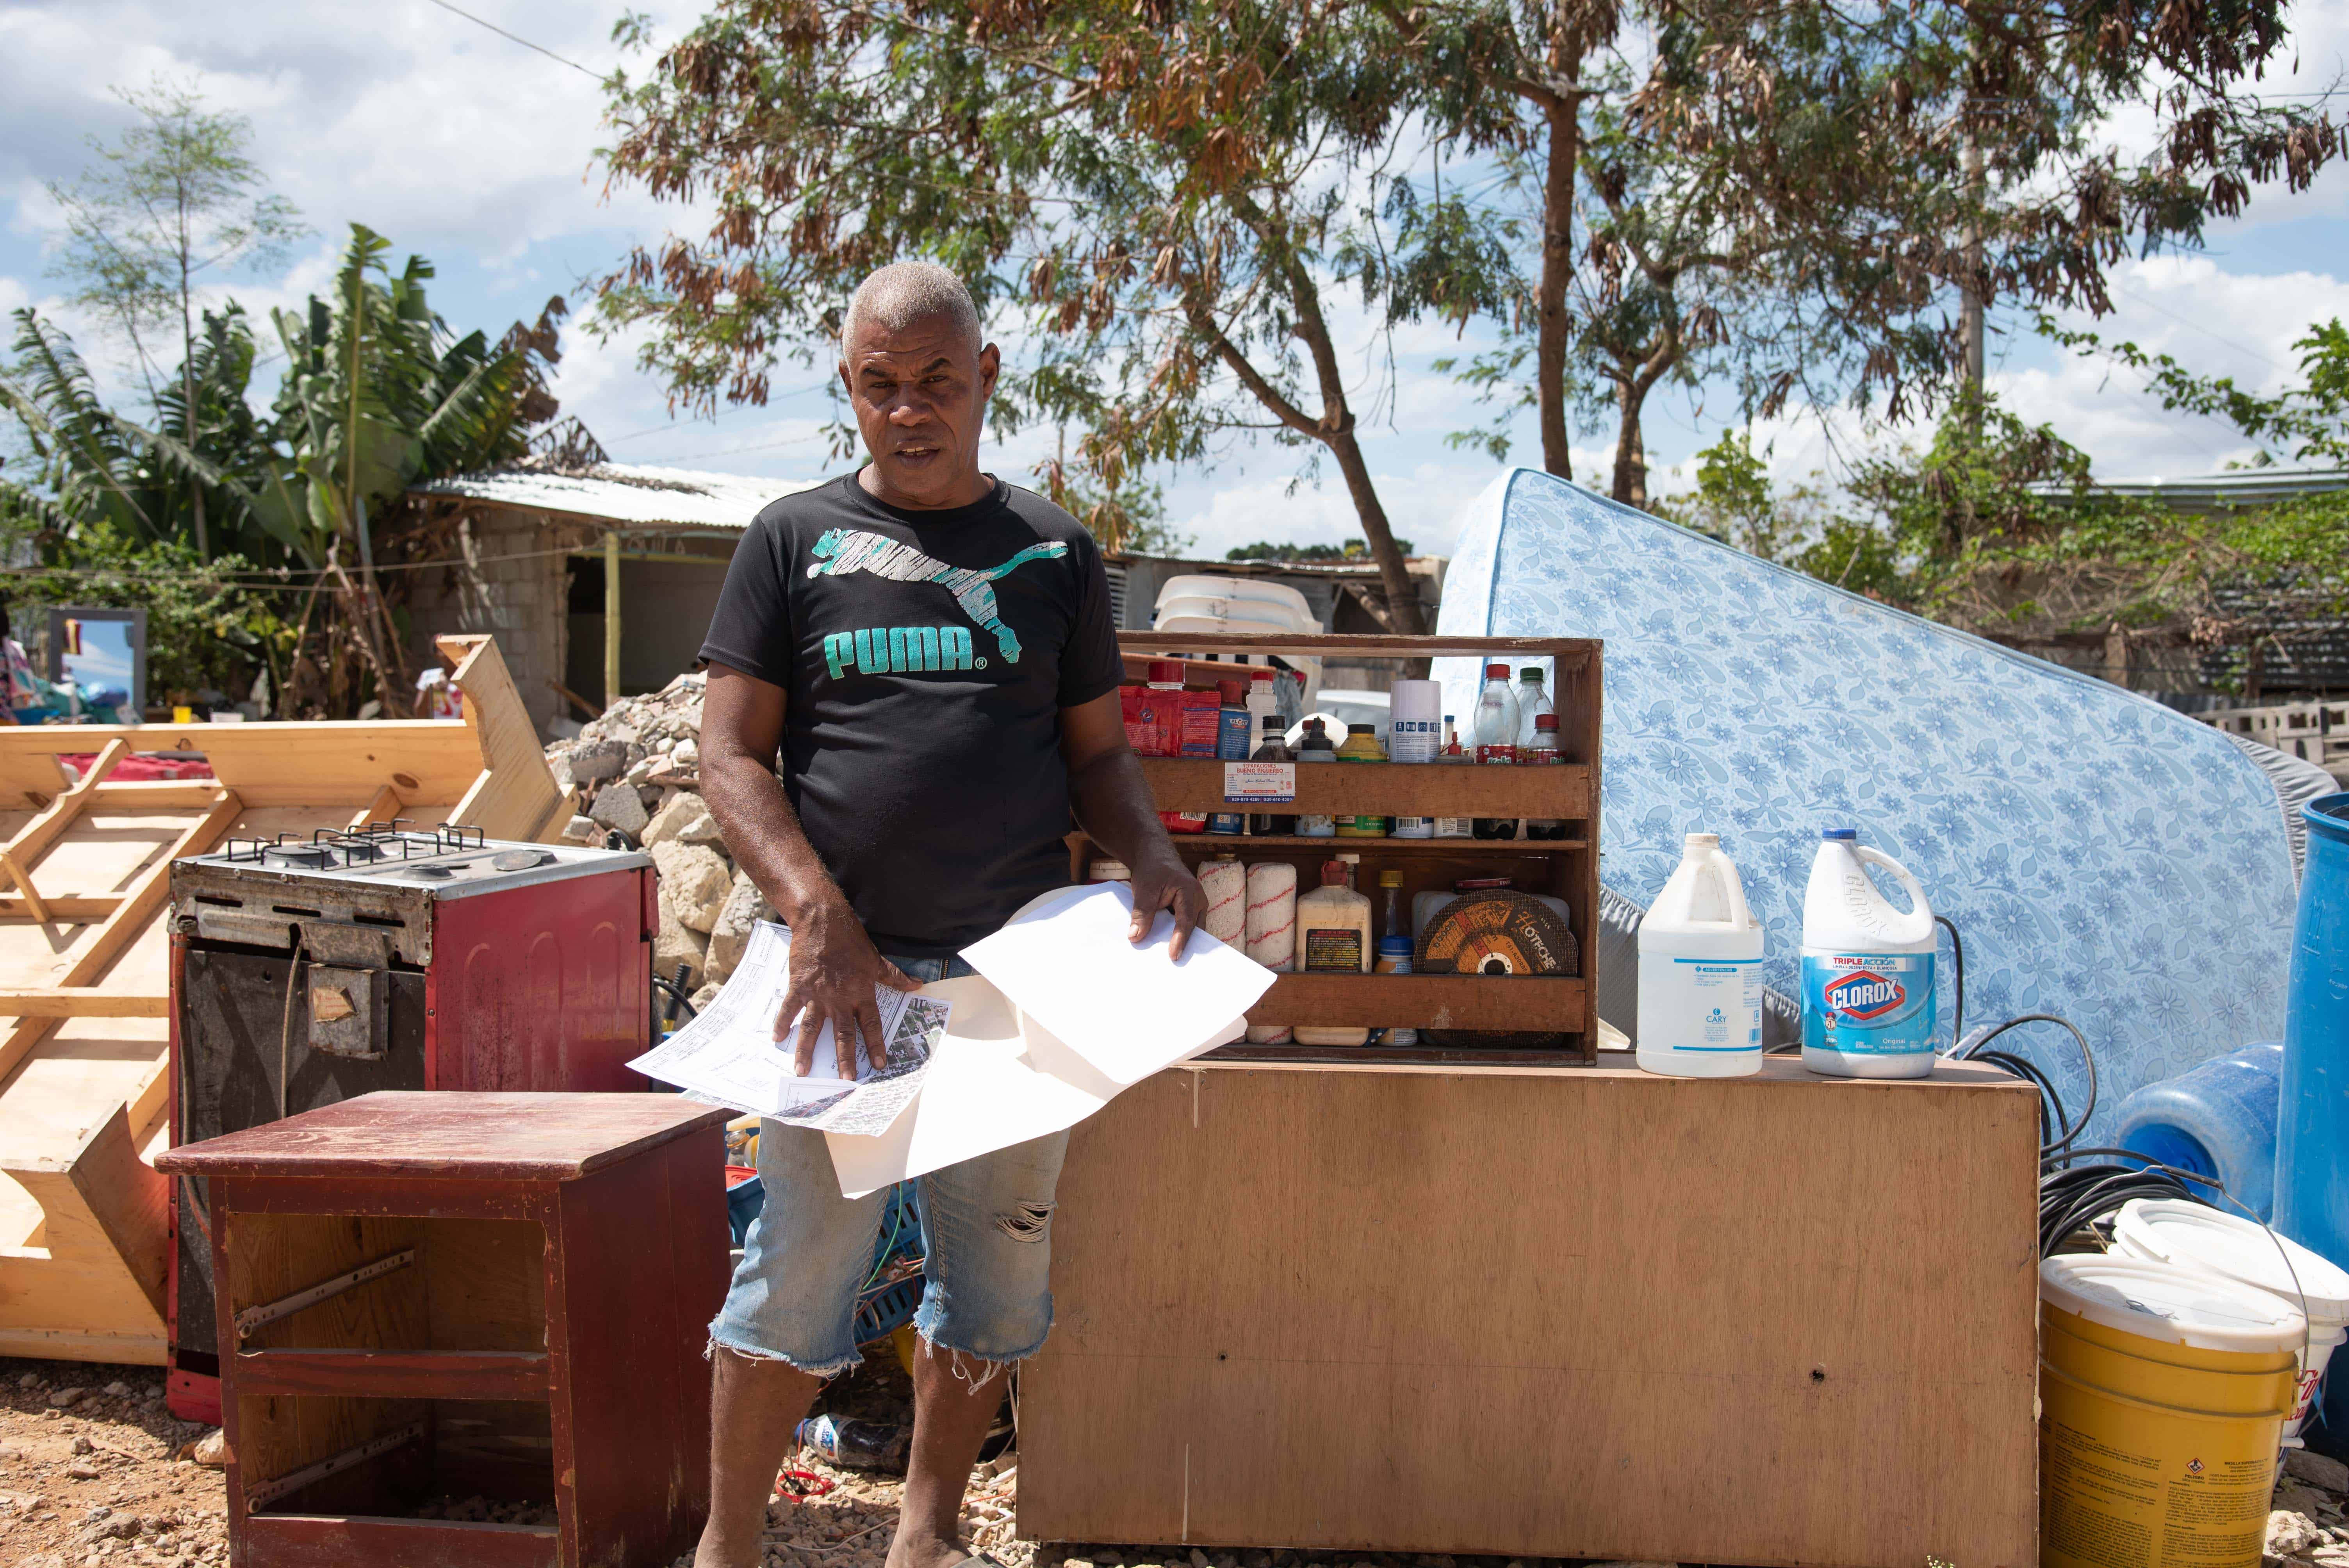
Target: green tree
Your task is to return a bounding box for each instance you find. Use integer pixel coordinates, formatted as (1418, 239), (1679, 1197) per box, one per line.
(596, 0), (1474, 629)
(44, 77), (305, 555)
(1373, 0), (2340, 499)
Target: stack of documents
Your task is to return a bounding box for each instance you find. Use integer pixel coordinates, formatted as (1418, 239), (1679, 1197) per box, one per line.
(629, 883), (1277, 1195)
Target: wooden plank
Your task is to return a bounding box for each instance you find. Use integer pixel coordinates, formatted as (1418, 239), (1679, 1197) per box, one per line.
(158, 1092), (731, 1181)
(1020, 1057), (2040, 1568)
(436, 634), (564, 841)
(0, 894), (124, 921)
(0, 791), (241, 1084)
(0, 845), (51, 923)
(0, 988), (168, 1017)
(0, 735), (131, 870)
(0, 725), (480, 810)
(93, 780), (233, 807)
(233, 1349), (550, 1402)
(348, 785), (402, 832)
(0, 1101), (169, 1352)
(1241, 973), (1584, 1032)
(1137, 755), (1588, 817)
(240, 1514), (558, 1568)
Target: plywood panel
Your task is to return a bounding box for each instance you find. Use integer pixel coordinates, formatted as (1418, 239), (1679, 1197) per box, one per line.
(1020, 1056), (2040, 1568)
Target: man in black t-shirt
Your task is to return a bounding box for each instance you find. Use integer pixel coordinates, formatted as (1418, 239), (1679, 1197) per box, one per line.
(693, 261), (1201, 1568)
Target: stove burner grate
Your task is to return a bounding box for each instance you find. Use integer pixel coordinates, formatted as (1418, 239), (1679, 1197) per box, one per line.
(218, 821), (488, 873)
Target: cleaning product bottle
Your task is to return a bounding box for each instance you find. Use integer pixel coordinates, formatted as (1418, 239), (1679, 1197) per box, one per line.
(1636, 834), (1764, 1078)
(1800, 827), (1937, 1079)
(1335, 723), (1389, 837)
(1294, 859), (1371, 1046)
(1208, 679), (1250, 835)
(1294, 719), (1337, 838)
(1246, 715), (1296, 837)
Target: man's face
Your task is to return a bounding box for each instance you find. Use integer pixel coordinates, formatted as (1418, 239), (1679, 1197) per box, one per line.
(839, 312), (1001, 508)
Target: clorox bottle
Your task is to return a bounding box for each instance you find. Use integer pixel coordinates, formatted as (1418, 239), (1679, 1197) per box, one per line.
(1801, 828), (1937, 1078)
(1636, 834), (1764, 1078)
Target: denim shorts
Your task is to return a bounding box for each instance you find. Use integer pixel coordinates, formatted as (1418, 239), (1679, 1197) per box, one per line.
(707, 954), (1070, 1377)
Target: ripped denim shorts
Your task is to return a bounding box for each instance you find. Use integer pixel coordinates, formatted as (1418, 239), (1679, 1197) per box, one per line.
(707, 954), (1069, 1377)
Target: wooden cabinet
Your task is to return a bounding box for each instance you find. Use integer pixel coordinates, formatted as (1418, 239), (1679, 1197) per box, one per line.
(1100, 633), (1600, 1062)
(1020, 1056), (2042, 1568)
(156, 1092), (730, 1568)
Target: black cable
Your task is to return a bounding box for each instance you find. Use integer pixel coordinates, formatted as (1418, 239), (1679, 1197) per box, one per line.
(651, 973), (698, 1027)
(1975, 1048), (2064, 1146)
(2038, 1160), (2198, 1257)
(1934, 913), (1965, 1044)
(1963, 1013), (2097, 1158)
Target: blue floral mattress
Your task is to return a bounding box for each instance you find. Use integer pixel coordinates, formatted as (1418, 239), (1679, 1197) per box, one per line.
(1432, 468), (2302, 1137)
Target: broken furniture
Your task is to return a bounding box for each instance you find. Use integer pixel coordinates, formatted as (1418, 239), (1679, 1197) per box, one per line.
(1021, 1055), (2041, 1568)
(169, 824), (656, 1418)
(0, 634), (569, 1377)
(1103, 632), (1599, 1059)
(155, 1090), (730, 1568)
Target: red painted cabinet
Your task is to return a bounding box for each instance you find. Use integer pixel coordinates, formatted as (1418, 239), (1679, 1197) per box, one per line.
(157, 1092), (730, 1568)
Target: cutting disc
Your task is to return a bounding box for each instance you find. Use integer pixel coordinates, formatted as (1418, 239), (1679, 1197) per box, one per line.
(1414, 892), (1578, 1047)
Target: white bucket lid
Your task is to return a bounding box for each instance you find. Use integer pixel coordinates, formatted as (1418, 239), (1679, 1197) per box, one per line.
(2110, 1199), (2349, 1329)
(2040, 1255), (2308, 1355)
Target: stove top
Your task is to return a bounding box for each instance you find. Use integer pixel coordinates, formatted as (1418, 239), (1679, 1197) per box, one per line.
(179, 821), (650, 898)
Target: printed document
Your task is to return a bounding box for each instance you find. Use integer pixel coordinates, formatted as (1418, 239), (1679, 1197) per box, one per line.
(628, 921), (951, 1135)
(631, 884), (1278, 1194)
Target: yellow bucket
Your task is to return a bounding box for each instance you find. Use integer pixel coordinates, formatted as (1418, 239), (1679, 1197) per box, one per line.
(2039, 1255), (2305, 1568)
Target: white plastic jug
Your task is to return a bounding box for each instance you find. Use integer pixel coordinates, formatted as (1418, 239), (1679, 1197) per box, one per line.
(1800, 828), (1937, 1078)
(1636, 834), (1764, 1078)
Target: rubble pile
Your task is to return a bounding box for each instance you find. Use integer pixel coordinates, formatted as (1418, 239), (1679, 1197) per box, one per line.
(544, 672), (771, 1009)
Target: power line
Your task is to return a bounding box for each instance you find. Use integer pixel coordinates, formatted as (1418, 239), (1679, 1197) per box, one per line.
(420, 0), (605, 80)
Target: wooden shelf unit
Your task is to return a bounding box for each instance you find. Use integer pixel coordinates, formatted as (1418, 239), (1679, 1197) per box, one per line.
(156, 1092), (731, 1568)
(1100, 632), (1601, 1065)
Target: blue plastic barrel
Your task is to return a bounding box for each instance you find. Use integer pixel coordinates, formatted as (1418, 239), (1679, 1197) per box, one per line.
(2277, 792), (2349, 1452)
(2116, 1042), (2284, 1220)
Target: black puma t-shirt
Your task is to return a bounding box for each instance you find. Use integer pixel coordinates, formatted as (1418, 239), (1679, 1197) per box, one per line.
(699, 471), (1123, 957)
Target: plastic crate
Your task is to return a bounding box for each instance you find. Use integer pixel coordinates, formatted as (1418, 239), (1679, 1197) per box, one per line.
(853, 1272), (926, 1343)
(725, 1174), (922, 1273)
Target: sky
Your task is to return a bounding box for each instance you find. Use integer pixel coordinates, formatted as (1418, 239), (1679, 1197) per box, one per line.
(3, 0), (2348, 563)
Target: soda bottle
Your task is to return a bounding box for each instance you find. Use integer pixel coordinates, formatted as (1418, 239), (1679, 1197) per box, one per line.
(797, 1414), (909, 1474)
(1515, 666), (1554, 752)
(1472, 663), (1519, 840)
(1522, 713), (1567, 839)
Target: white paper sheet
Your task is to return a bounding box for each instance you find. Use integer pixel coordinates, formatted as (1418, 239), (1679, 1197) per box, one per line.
(627, 921), (950, 1135)
(636, 887), (1274, 1196)
(958, 882), (1279, 1085)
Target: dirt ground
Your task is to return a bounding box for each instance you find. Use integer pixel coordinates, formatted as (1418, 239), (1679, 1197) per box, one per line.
(19, 1341), (2343, 1568)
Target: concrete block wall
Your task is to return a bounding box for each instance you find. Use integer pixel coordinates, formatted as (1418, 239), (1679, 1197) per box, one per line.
(406, 506), (572, 737)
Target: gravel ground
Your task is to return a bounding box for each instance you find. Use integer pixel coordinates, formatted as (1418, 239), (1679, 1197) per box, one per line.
(14, 1341), (2347, 1568)
(0, 1358), (226, 1567)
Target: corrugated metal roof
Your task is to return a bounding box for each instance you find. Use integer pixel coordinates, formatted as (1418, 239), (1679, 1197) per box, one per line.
(415, 460), (819, 533)
(2074, 467), (2349, 511)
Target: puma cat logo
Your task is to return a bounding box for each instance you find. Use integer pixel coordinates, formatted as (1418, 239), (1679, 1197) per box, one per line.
(806, 529), (1069, 663)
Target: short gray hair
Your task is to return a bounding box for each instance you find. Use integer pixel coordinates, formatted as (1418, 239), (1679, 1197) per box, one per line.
(840, 262), (982, 355)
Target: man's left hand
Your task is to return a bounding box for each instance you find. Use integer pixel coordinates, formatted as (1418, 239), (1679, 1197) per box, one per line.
(1126, 853), (1205, 957)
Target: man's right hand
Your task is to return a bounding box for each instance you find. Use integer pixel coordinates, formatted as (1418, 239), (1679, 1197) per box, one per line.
(772, 898), (921, 1080)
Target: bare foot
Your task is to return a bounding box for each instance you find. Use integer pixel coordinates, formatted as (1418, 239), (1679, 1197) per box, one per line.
(884, 1526), (984, 1568)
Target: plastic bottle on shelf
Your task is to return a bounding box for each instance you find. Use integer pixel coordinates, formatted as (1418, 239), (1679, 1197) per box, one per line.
(1376, 934), (1417, 1046)
(1335, 723), (1390, 837)
(1245, 668), (1280, 735)
(1434, 716), (1474, 839)
(1245, 715), (1297, 836)
(1521, 713), (1567, 839)
(1636, 833), (1764, 1078)
(1388, 678), (1440, 839)
(1294, 719), (1338, 838)
(1472, 665), (1520, 841)
(1515, 666), (1554, 752)
(1377, 868), (1407, 942)
(1147, 659), (1206, 834)
(1294, 859), (1372, 1046)
(1208, 679), (1250, 835)
(1800, 828), (1938, 1079)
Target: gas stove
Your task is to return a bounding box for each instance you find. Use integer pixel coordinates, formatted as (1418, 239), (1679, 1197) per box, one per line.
(183, 820), (644, 896)
(166, 819), (659, 1422)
